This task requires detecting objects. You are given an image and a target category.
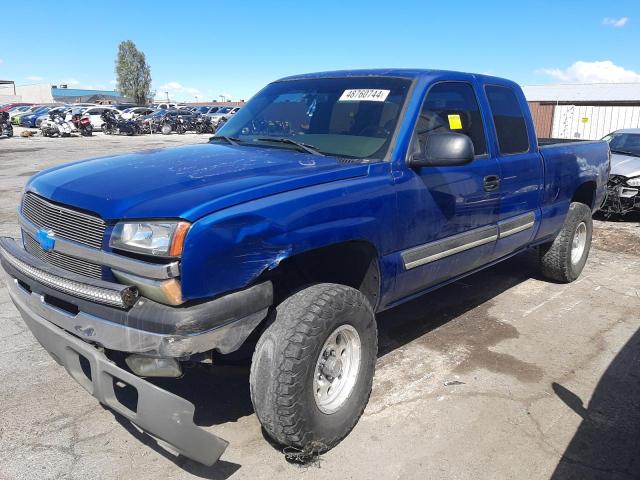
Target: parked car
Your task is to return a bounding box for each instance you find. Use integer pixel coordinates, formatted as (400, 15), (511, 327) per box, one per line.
(7, 105), (33, 120)
(153, 102), (177, 110)
(120, 107), (154, 120)
(82, 106), (121, 129)
(21, 106), (60, 128)
(0, 69), (610, 467)
(110, 104), (136, 111)
(208, 106), (240, 125)
(600, 129), (640, 215)
(192, 106), (221, 115)
(0, 102), (31, 112)
(12, 105), (44, 125)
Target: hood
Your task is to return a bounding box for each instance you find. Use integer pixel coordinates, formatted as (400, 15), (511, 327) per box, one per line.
(610, 152), (640, 179)
(26, 143), (368, 221)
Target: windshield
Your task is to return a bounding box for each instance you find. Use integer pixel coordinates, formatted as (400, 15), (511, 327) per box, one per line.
(216, 76), (411, 159)
(604, 133), (640, 156)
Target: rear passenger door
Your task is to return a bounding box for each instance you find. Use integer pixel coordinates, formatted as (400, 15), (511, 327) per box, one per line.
(484, 84), (544, 257)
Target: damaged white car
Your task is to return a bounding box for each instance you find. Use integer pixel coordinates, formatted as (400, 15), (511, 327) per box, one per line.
(601, 129), (640, 215)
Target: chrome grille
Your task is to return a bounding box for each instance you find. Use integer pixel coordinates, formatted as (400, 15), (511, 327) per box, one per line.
(22, 193), (105, 249)
(23, 232), (102, 279)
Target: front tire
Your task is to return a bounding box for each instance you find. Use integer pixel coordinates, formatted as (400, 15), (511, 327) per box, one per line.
(250, 283), (377, 453)
(538, 202), (593, 283)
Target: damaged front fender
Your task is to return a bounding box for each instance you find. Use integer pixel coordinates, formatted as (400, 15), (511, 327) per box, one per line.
(180, 166), (397, 301)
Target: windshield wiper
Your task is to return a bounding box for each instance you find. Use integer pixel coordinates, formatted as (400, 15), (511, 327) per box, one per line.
(209, 135), (240, 145)
(256, 137), (324, 156)
(611, 149), (640, 157)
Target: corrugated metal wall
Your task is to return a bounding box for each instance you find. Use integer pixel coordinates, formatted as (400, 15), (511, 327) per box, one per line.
(551, 105), (640, 140)
(528, 102), (554, 138)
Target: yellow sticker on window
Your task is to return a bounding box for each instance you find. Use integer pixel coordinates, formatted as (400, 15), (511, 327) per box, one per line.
(448, 114), (462, 130)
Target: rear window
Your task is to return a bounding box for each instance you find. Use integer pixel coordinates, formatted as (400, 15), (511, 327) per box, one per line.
(486, 85), (529, 154)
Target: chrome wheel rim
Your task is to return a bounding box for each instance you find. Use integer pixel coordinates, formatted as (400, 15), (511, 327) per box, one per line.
(571, 222), (587, 265)
(313, 324), (361, 414)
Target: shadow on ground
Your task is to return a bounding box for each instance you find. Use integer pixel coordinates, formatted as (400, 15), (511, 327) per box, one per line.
(110, 409), (241, 480)
(551, 327), (640, 480)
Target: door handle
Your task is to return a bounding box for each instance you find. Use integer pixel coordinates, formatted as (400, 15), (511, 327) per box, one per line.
(483, 174), (501, 192)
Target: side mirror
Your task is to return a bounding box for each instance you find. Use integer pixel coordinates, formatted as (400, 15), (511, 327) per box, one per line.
(409, 132), (475, 168)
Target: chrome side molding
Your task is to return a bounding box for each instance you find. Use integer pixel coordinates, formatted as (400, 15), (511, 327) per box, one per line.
(498, 212), (535, 238)
(402, 225), (498, 270)
(401, 211), (536, 270)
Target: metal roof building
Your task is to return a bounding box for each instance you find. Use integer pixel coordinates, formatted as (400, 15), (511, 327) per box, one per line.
(523, 83), (640, 104)
(0, 83), (130, 105)
(523, 83), (640, 139)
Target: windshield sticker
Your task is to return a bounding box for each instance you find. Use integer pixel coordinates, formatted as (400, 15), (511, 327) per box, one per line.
(339, 89), (390, 102)
(447, 114), (463, 130)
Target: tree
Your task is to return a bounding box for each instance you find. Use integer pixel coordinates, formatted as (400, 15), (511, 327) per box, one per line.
(115, 40), (151, 105)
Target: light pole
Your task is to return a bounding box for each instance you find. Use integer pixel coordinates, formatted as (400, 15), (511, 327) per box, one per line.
(165, 91), (169, 102)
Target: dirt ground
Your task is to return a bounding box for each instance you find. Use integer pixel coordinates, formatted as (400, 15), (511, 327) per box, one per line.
(1, 131), (639, 480)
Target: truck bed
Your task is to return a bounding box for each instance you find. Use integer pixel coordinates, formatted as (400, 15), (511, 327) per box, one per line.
(534, 138), (610, 239)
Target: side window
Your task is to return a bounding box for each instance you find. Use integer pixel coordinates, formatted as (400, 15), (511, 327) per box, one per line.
(415, 82), (487, 156)
(485, 85), (529, 154)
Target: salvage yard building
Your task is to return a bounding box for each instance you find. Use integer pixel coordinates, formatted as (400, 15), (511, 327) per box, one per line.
(523, 83), (640, 140)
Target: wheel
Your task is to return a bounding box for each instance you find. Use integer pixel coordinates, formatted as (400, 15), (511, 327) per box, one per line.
(161, 124), (172, 135)
(538, 202), (593, 283)
(6, 125), (13, 137)
(250, 283), (377, 453)
(101, 124), (109, 134)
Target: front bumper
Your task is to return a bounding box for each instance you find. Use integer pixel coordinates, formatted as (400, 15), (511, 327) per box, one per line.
(601, 180), (640, 214)
(17, 293), (229, 465)
(0, 235), (274, 465)
(0, 236), (272, 357)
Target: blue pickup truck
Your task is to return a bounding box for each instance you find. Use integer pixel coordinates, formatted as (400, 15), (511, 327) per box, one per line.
(0, 69), (610, 465)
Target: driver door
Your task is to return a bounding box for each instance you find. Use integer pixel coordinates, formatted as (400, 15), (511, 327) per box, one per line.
(394, 81), (501, 297)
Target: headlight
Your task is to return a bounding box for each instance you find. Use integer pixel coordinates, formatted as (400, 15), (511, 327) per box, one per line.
(627, 177), (640, 187)
(110, 221), (190, 257)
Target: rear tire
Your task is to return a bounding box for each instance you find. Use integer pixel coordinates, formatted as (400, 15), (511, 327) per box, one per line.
(538, 202), (593, 283)
(250, 283), (377, 454)
(161, 124), (172, 135)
